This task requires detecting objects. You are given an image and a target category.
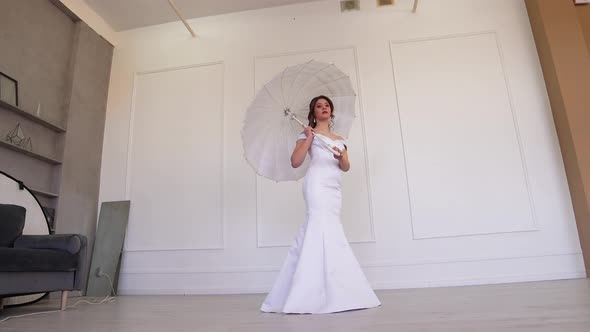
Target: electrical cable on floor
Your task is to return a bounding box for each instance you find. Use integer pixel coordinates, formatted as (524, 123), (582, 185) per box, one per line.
(0, 272), (117, 324)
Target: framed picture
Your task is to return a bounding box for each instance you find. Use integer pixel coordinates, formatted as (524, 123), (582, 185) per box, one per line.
(0, 72), (18, 106)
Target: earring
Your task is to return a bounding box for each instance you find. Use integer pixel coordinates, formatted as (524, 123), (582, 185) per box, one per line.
(313, 118), (316, 124)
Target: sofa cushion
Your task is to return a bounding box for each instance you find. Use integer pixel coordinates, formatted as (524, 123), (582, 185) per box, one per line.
(0, 247), (78, 272)
(0, 204), (26, 247)
(14, 234), (82, 254)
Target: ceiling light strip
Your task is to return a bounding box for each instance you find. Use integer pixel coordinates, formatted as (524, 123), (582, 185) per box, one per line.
(167, 0), (197, 37)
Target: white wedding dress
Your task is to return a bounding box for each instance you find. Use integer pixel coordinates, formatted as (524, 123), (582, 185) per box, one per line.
(260, 133), (381, 314)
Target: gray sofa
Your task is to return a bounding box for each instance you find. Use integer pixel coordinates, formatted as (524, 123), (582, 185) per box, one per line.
(0, 203), (88, 310)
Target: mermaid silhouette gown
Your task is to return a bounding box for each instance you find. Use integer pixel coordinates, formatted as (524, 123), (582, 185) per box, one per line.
(260, 133), (381, 314)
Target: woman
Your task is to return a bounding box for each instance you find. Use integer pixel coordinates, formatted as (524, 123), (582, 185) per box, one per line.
(260, 95), (381, 314)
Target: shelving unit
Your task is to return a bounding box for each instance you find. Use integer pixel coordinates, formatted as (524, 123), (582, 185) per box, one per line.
(0, 99), (65, 204)
(0, 100), (66, 133)
(29, 188), (59, 199)
(0, 140), (62, 165)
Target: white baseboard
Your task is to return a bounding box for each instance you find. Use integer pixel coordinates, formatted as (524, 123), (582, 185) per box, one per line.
(371, 271), (587, 290)
(117, 253), (586, 295)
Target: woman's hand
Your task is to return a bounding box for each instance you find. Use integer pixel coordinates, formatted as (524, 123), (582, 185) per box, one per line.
(332, 147), (345, 160)
(333, 146), (350, 172)
(291, 127), (314, 168)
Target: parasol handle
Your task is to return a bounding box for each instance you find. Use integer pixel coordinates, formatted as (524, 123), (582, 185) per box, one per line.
(290, 115), (341, 157)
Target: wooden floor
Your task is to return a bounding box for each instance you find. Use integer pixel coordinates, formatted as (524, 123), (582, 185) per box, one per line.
(1, 279), (590, 331)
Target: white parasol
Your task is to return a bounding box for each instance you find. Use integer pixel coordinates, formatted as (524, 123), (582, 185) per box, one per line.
(242, 60), (356, 181)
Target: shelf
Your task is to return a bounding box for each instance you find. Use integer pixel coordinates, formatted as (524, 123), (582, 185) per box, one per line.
(29, 188), (59, 198)
(0, 100), (66, 133)
(0, 140), (62, 165)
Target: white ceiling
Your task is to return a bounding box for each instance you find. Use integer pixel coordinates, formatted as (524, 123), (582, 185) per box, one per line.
(83, 0), (325, 31)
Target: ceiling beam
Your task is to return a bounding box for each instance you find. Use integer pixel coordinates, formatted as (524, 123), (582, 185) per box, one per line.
(167, 0), (197, 38)
(49, 0), (81, 22)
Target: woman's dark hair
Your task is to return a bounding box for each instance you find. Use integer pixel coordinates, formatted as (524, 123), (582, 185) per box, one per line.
(307, 95), (335, 128)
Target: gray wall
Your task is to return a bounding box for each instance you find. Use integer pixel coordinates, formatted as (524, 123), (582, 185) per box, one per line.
(0, 0), (75, 126)
(56, 22), (113, 284)
(0, 0), (75, 202)
(0, 0), (114, 292)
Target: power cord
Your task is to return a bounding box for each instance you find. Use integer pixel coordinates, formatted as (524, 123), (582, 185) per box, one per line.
(69, 271), (117, 307)
(0, 271), (117, 324)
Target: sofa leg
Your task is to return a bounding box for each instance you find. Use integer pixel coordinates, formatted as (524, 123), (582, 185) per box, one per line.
(60, 291), (69, 311)
(0, 298), (4, 311)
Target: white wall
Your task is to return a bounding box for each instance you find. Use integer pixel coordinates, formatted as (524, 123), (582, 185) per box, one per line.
(99, 0), (586, 295)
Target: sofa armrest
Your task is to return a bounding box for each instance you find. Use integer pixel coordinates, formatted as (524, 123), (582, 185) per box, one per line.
(14, 234), (83, 254)
(13, 234), (89, 291)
